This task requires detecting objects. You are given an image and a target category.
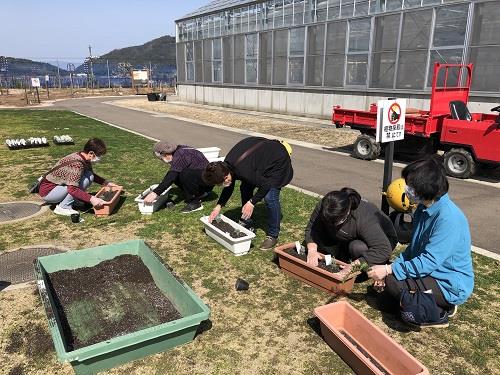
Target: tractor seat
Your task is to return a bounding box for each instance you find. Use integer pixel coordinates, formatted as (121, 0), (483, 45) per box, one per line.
(450, 100), (472, 121)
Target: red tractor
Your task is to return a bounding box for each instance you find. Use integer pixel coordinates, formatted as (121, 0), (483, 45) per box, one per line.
(333, 63), (500, 178)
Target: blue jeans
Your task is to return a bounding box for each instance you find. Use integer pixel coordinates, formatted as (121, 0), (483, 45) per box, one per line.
(240, 182), (282, 238)
(43, 170), (94, 209)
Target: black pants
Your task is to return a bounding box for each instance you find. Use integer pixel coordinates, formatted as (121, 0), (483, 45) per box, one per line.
(176, 169), (213, 203)
(384, 274), (453, 310)
(316, 238), (371, 264)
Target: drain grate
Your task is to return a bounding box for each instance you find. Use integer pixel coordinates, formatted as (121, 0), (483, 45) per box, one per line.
(0, 202), (43, 223)
(0, 247), (64, 285)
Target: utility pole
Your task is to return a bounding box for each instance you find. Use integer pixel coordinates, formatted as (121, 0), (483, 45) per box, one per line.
(56, 59), (61, 88)
(106, 59), (111, 89)
(88, 44), (94, 93)
(67, 63), (75, 97)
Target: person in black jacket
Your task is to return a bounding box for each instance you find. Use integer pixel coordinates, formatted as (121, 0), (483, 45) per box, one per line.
(305, 187), (397, 271)
(203, 137), (293, 250)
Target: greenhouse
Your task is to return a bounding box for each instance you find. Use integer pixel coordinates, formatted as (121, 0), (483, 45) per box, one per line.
(175, 0), (500, 117)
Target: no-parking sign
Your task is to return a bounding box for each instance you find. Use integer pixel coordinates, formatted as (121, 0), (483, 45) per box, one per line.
(376, 99), (406, 143)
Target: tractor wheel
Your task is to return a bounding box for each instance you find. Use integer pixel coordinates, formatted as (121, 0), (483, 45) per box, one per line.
(352, 134), (381, 160)
(444, 148), (477, 179)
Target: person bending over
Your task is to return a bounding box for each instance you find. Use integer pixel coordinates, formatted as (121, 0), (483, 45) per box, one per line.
(143, 141), (213, 213)
(39, 138), (117, 216)
(203, 137), (293, 250)
(367, 156), (474, 328)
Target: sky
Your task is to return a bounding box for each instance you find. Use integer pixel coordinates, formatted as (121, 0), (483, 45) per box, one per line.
(1, 0), (208, 64)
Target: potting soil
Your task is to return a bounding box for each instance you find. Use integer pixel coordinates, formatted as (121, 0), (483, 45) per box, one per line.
(284, 248), (340, 273)
(339, 330), (389, 375)
(47, 254), (182, 350)
(98, 190), (117, 202)
(212, 219), (246, 239)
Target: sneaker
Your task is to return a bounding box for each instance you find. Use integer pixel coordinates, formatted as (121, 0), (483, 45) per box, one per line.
(407, 311), (449, 329)
(54, 205), (79, 216)
(447, 305), (458, 318)
(72, 199), (87, 209)
(165, 199), (176, 209)
(181, 201), (203, 213)
(197, 192), (210, 201)
(260, 236), (278, 250)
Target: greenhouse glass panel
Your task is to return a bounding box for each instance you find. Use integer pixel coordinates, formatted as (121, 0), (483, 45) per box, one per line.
(176, 44), (186, 82)
(246, 60), (258, 83)
(223, 37), (233, 83)
(422, 0), (440, 5)
(290, 27), (306, 55)
(288, 57), (305, 84)
(246, 34), (258, 58)
(213, 38), (222, 60)
(249, 5), (257, 31)
(324, 54), (345, 86)
(470, 2), (500, 46)
(265, 1), (275, 28)
(213, 61), (222, 82)
(259, 58), (272, 84)
(403, 0), (420, 10)
(233, 9), (241, 34)
(195, 41), (203, 82)
(327, 0), (340, 20)
(241, 6), (249, 33)
(306, 55), (324, 86)
(260, 32), (272, 60)
(273, 57), (287, 84)
(386, 0), (402, 12)
(370, 52), (396, 88)
(341, 0), (354, 18)
(348, 18), (371, 52)
(427, 49), (463, 87)
(326, 21), (346, 54)
(469, 46), (500, 92)
(308, 24), (325, 55)
(400, 9), (432, 50)
(274, 29), (289, 56)
(396, 50), (427, 89)
(433, 4), (468, 47)
(374, 14), (400, 52)
(317, 0), (328, 22)
(346, 54), (368, 85)
(369, 0), (385, 14)
(275, 0), (284, 28)
(354, 0), (369, 16)
(294, 0), (305, 25)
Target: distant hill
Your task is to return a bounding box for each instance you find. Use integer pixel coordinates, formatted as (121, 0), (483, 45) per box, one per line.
(0, 57), (68, 76)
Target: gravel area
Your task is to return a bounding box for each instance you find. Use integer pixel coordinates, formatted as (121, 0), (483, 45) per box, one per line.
(111, 98), (359, 149)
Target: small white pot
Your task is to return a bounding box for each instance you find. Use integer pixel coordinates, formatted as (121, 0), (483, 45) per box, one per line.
(134, 184), (172, 215)
(200, 214), (256, 256)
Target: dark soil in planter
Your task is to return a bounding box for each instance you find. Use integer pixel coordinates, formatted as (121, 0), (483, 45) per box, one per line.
(212, 219), (246, 239)
(97, 190), (117, 202)
(284, 248), (340, 273)
(47, 254), (182, 350)
(339, 330), (389, 375)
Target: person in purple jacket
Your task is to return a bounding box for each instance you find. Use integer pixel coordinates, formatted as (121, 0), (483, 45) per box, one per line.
(143, 141), (213, 213)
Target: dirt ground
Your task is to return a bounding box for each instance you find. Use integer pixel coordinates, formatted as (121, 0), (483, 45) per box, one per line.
(0, 87), (174, 108)
(110, 98), (359, 149)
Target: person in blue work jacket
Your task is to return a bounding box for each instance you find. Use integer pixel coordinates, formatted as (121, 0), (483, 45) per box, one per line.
(367, 155), (474, 328)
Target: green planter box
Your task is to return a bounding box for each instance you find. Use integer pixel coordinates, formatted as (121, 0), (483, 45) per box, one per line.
(35, 239), (210, 375)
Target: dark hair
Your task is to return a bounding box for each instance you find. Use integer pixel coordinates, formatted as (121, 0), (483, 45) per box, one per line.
(83, 138), (107, 156)
(402, 155), (448, 201)
(321, 187), (361, 225)
(202, 162), (231, 185)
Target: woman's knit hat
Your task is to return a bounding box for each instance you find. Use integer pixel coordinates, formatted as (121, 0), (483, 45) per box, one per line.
(153, 141), (178, 157)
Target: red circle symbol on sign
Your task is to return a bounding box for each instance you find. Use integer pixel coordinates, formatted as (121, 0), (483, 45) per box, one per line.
(388, 102), (401, 124)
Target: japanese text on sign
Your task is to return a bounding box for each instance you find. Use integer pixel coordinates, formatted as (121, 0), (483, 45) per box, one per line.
(376, 99), (406, 143)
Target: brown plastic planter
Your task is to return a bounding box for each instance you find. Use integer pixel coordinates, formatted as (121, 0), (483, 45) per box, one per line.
(274, 242), (357, 294)
(94, 185), (123, 216)
(314, 301), (429, 375)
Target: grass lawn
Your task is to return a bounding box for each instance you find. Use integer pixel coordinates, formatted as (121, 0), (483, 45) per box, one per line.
(0, 109), (499, 375)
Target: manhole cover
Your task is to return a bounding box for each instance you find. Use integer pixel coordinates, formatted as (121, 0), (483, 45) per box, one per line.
(0, 201), (46, 224)
(0, 247), (64, 285)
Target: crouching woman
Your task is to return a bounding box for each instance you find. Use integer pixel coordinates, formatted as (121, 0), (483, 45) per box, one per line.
(305, 187), (398, 270)
(39, 138), (116, 216)
(368, 156), (474, 327)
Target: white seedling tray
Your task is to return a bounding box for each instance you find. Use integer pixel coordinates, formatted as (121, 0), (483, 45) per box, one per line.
(197, 147), (221, 160)
(134, 184), (172, 215)
(200, 214), (256, 256)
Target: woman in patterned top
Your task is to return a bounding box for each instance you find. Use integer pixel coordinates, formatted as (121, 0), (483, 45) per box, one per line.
(39, 138), (118, 216)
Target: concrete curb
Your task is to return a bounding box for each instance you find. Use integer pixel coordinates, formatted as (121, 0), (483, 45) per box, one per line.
(71, 109), (499, 260)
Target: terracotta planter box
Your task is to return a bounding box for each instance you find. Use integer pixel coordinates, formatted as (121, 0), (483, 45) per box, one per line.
(274, 242), (357, 294)
(314, 301), (429, 375)
(94, 185), (123, 216)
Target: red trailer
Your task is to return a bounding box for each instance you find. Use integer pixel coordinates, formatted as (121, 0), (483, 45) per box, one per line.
(332, 63), (500, 178)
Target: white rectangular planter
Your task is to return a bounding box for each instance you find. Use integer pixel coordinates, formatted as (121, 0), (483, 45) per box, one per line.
(200, 215), (256, 256)
(206, 156), (225, 163)
(134, 185), (172, 215)
(197, 147), (221, 160)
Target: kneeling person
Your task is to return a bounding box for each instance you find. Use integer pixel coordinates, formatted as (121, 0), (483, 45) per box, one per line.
(143, 141), (213, 213)
(39, 138), (116, 216)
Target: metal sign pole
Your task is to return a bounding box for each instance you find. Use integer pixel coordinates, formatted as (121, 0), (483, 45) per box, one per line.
(381, 141), (394, 215)
(35, 87), (40, 103)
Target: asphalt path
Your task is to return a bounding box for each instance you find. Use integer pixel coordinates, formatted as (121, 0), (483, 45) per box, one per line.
(53, 97), (500, 254)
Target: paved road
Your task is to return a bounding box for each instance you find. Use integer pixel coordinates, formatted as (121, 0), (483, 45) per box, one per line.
(54, 97), (500, 254)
